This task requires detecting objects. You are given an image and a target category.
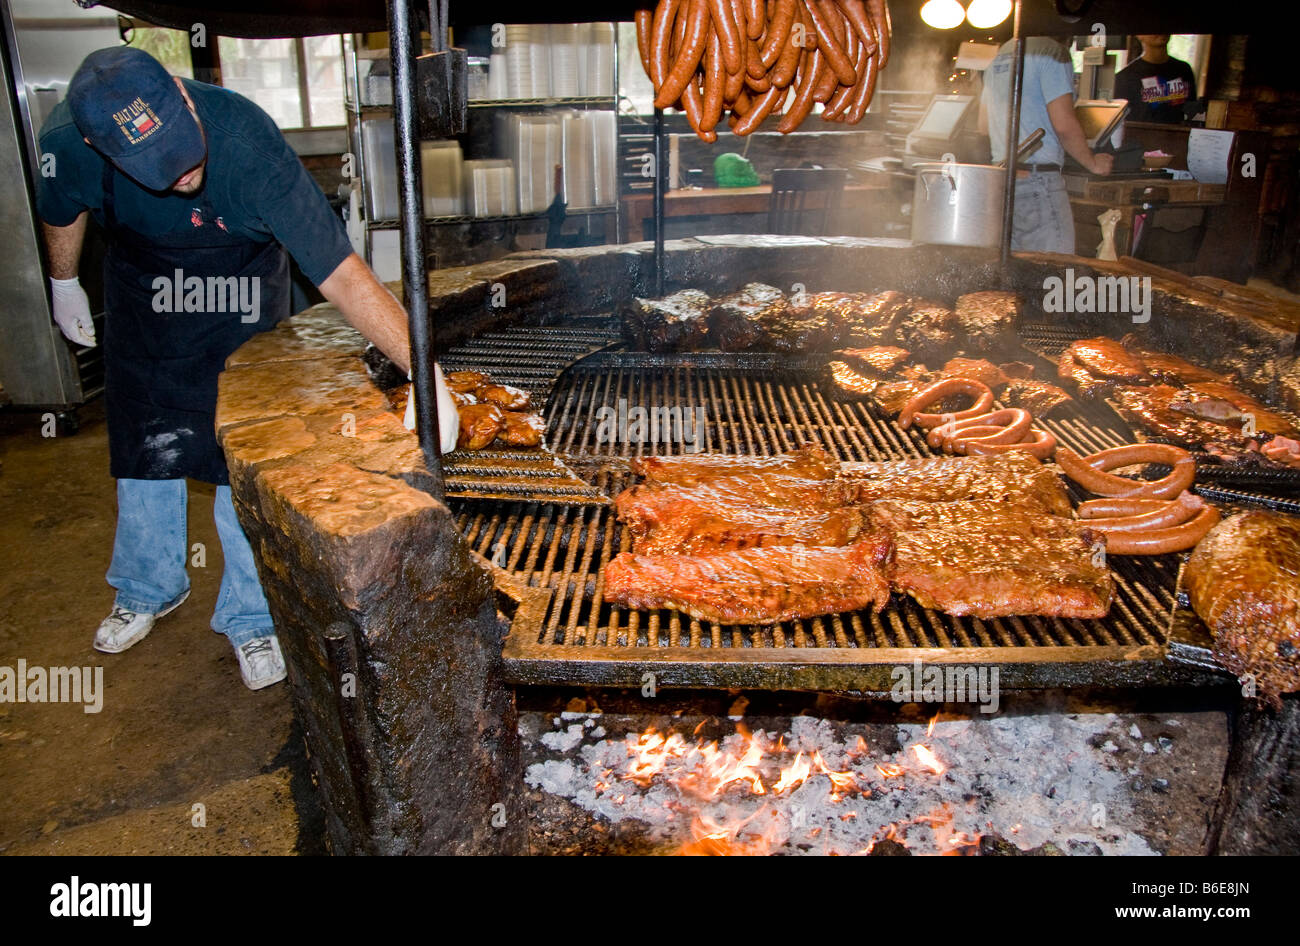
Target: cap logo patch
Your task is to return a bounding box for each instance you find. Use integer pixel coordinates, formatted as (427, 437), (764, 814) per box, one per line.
(114, 96), (164, 146)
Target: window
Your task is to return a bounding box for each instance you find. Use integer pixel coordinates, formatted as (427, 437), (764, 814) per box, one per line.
(125, 25), (193, 79)
(217, 35), (346, 129)
(617, 22), (654, 115)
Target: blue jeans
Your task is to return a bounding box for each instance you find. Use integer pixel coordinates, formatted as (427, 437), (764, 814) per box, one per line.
(1012, 171), (1075, 255)
(106, 478), (275, 648)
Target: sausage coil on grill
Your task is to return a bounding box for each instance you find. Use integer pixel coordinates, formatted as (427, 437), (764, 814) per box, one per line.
(1095, 505), (1221, 555)
(1055, 444), (1195, 499)
(899, 378), (996, 429)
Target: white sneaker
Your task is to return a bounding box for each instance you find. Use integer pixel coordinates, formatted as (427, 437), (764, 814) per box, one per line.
(93, 590), (190, 654)
(235, 635), (287, 691)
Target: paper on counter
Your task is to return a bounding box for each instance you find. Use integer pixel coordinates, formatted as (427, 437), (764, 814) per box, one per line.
(1187, 128), (1234, 184)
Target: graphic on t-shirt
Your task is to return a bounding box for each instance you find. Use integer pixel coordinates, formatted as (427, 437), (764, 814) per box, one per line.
(1139, 75), (1190, 105)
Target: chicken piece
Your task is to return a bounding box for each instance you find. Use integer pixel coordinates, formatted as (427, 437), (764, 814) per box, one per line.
(456, 403), (505, 450)
(451, 390), (477, 408)
(478, 383), (532, 412)
(497, 411), (545, 447)
(446, 370), (491, 394)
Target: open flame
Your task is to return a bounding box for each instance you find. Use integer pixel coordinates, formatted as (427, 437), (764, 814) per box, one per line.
(603, 720), (971, 855)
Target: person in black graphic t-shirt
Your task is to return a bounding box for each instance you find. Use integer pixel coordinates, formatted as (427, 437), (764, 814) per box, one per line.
(1114, 35), (1196, 123)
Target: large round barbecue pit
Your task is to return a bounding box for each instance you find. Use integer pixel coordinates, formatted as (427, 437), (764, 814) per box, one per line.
(216, 236), (1300, 855)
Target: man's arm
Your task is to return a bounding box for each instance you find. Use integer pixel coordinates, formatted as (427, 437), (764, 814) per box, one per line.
(43, 212), (88, 279)
(317, 252), (412, 374)
(1046, 93), (1114, 175)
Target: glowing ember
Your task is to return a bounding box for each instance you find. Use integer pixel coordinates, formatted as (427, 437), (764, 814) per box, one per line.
(912, 744), (946, 776)
(876, 762), (904, 779)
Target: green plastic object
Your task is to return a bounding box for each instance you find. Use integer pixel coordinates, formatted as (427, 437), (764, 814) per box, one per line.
(713, 152), (760, 187)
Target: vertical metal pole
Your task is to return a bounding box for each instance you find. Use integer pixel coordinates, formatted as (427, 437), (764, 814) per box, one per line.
(999, 0), (1024, 271)
(653, 106), (666, 296)
(387, 0), (445, 497)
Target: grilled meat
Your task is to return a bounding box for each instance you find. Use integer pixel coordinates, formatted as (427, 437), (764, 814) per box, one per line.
(896, 300), (958, 364)
(873, 374), (935, 415)
(622, 289), (712, 352)
(890, 527), (1112, 619)
(954, 291), (1020, 353)
(1184, 382), (1300, 439)
(835, 345), (912, 376)
(1185, 511), (1300, 706)
(632, 502), (868, 555)
(709, 283), (788, 352)
(865, 499), (1081, 538)
(940, 357), (1008, 392)
(450, 390), (477, 408)
(478, 383), (532, 412)
(841, 453), (1073, 516)
(604, 535), (894, 625)
(1064, 337), (1153, 384)
(446, 370), (490, 394)
(1003, 378), (1072, 416)
(1110, 385), (1263, 461)
(828, 361), (882, 397)
(832, 290), (913, 345)
(1120, 335), (1233, 386)
(616, 475), (859, 541)
(457, 403), (505, 450)
(1058, 349), (1113, 399)
(999, 361), (1036, 380)
(497, 411), (545, 447)
(631, 442), (838, 487)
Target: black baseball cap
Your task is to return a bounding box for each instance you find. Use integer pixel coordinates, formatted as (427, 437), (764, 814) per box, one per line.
(68, 47), (206, 192)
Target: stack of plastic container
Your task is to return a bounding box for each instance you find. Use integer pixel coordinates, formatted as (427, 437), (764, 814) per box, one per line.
(504, 24), (549, 99)
(497, 112), (562, 214)
(421, 141), (464, 217)
(549, 24), (581, 98)
(580, 23), (616, 97)
(463, 159), (519, 217)
(558, 110), (617, 210)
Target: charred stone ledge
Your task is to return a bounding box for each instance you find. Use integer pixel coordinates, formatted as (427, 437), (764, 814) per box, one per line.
(217, 238), (1300, 854)
(216, 303), (526, 855)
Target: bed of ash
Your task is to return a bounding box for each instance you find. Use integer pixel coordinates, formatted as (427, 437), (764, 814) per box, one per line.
(519, 693), (1229, 856)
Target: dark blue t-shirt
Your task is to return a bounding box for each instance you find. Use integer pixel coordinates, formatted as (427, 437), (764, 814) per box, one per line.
(37, 78), (353, 286)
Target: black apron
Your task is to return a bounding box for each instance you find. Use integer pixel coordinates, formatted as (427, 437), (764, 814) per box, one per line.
(101, 162), (290, 485)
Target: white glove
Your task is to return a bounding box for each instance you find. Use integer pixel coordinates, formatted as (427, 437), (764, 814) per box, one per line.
(50, 277), (96, 348)
(404, 363), (461, 455)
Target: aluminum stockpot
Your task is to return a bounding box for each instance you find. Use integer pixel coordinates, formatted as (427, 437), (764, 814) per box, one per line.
(910, 161), (1007, 249)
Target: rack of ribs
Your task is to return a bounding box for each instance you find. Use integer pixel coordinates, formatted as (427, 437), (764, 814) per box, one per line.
(630, 502), (868, 556)
(631, 442), (838, 487)
(889, 526), (1112, 619)
(840, 453), (1073, 517)
(604, 534), (894, 625)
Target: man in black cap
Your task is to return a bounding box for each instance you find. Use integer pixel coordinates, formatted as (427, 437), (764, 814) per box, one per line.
(38, 46), (457, 690)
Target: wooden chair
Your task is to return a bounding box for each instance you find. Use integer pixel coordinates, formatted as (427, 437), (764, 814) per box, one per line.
(767, 167), (848, 236)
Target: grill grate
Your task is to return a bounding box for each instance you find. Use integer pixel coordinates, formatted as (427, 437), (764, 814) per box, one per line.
(436, 323), (622, 504)
(456, 353), (1221, 690)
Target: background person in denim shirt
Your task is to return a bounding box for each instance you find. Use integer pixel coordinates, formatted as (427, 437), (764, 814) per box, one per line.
(979, 37), (1114, 254)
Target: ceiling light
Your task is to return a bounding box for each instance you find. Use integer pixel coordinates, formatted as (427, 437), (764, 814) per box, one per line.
(965, 0), (1012, 28)
(920, 0), (966, 29)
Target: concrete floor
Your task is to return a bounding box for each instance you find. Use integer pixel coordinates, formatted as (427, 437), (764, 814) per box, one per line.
(0, 401), (318, 855)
